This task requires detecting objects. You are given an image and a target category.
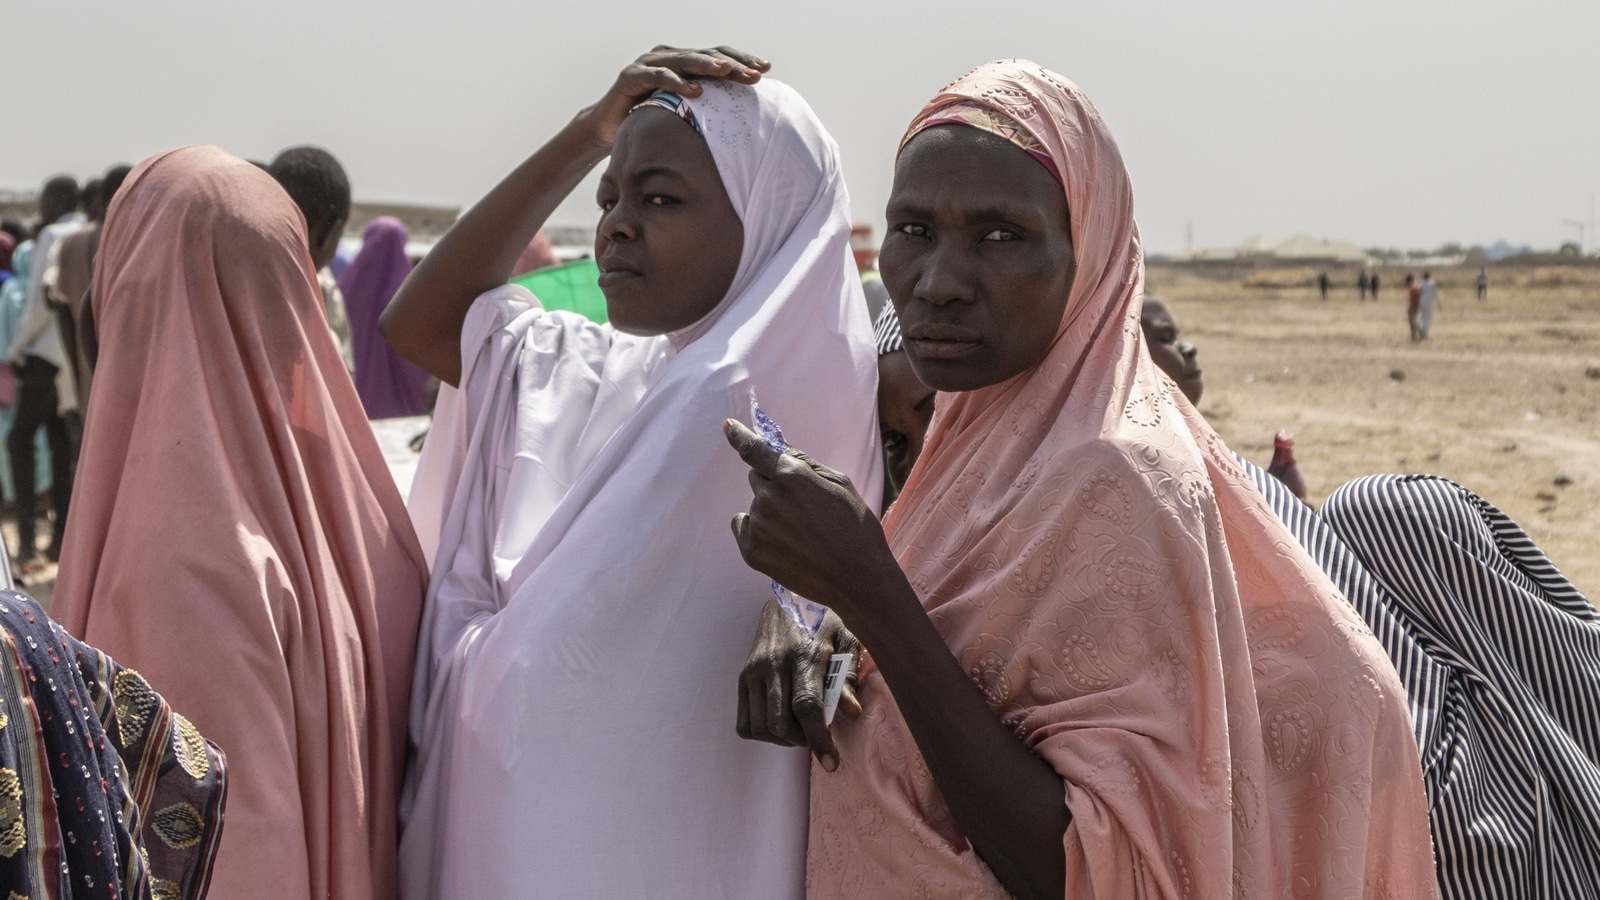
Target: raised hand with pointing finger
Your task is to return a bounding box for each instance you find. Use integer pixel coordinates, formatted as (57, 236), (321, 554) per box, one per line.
(723, 417), (896, 623)
(723, 414), (1076, 900)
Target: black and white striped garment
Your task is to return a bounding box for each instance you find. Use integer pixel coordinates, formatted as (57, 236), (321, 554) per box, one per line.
(873, 299), (903, 357)
(1244, 463), (1600, 899)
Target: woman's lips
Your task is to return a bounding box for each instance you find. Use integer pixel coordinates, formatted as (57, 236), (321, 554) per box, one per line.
(909, 338), (982, 359)
(597, 266), (640, 288)
(905, 323), (983, 360)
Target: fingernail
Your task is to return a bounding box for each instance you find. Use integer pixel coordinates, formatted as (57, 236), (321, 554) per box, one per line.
(821, 753), (838, 773)
(722, 418), (737, 435)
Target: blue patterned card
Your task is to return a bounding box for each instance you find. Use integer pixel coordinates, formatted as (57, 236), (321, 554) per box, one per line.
(752, 397), (830, 638)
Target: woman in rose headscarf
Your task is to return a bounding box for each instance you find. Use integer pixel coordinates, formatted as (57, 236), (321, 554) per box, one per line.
(52, 146), (427, 900)
(339, 216), (430, 418)
(726, 60), (1437, 899)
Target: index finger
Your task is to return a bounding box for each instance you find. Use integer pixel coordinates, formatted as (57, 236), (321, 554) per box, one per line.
(791, 652), (839, 772)
(722, 419), (784, 478)
(638, 49), (744, 81)
(654, 46), (768, 79)
(709, 46), (770, 77)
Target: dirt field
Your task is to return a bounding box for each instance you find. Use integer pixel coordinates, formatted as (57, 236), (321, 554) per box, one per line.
(1147, 263), (1600, 597)
(15, 264), (1597, 606)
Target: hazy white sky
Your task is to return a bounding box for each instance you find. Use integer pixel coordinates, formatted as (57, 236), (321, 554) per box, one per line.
(7, 1), (1598, 253)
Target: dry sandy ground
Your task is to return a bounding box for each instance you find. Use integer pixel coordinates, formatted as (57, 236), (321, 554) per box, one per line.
(16, 266), (1597, 604)
(1147, 264), (1600, 597)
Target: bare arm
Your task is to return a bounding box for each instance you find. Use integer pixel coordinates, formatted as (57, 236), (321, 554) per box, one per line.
(380, 46), (769, 386)
(379, 123), (604, 385)
(848, 562), (1069, 900)
(725, 422), (1069, 900)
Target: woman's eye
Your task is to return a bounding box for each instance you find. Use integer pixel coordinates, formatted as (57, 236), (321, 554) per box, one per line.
(647, 195), (677, 207)
(598, 199), (616, 212)
(896, 223), (930, 238)
(882, 430), (908, 455)
(982, 228), (1019, 242)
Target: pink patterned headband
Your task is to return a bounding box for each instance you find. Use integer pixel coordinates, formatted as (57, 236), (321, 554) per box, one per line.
(901, 100), (1061, 184)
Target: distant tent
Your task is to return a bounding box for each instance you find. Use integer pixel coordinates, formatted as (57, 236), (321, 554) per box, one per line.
(1178, 234), (1370, 265)
(1483, 240), (1534, 262)
(1236, 234), (1279, 255)
(1271, 234), (1369, 264)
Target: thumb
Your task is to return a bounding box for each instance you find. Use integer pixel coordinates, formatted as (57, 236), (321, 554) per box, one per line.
(838, 683), (863, 720)
(723, 418), (785, 478)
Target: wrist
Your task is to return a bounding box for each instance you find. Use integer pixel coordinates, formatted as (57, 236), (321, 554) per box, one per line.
(561, 109), (614, 161)
(835, 556), (925, 653)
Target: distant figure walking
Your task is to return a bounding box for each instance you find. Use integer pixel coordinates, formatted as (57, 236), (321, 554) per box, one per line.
(1418, 271), (1442, 340)
(1318, 270), (1330, 300)
(1358, 270), (1370, 299)
(1476, 266), (1488, 300)
(1370, 270), (1381, 299)
(1405, 273), (1422, 342)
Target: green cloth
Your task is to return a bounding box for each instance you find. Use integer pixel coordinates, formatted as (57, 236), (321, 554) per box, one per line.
(510, 258), (608, 324)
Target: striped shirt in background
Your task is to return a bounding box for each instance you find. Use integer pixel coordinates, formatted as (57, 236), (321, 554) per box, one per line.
(873, 299), (903, 357)
(1245, 462), (1600, 899)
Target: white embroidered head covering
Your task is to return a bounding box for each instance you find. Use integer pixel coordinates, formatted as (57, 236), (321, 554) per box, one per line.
(400, 78), (883, 896)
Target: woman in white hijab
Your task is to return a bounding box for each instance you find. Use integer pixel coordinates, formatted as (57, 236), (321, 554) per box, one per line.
(382, 47), (881, 898)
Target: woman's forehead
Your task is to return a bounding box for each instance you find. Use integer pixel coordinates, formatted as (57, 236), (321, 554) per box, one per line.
(889, 127), (1064, 216)
(607, 109), (717, 182)
(898, 126), (1053, 179)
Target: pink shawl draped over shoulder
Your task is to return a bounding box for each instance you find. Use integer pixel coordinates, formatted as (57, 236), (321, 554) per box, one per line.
(52, 146), (428, 900)
(808, 61), (1437, 899)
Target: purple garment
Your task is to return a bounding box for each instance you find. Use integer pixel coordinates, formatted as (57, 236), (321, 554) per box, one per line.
(329, 242), (356, 281)
(338, 217), (430, 418)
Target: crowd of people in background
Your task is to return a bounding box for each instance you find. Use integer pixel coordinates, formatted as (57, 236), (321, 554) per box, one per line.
(0, 45), (1594, 900)
(1318, 266), (1453, 342)
(1357, 268), (1381, 299)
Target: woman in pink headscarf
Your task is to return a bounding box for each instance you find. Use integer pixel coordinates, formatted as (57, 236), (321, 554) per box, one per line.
(53, 146), (427, 900)
(726, 60), (1437, 899)
(340, 216), (430, 418)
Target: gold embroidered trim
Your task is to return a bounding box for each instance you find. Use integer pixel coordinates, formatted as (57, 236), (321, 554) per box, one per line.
(171, 714), (209, 780)
(9, 891), (31, 900)
(150, 877), (182, 900)
(150, 802), (205, 851)
(0, 768), (23, 858)
(113, 669), (158, 748)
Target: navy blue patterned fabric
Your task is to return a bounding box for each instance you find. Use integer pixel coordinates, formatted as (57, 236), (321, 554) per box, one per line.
(0, 591), (226, 900)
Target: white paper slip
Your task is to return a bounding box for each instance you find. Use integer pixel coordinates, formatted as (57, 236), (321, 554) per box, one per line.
(822, 652), (853, 726)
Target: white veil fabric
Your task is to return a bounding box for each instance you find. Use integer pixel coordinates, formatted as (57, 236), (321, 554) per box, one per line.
(399, 78), (883, 899)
